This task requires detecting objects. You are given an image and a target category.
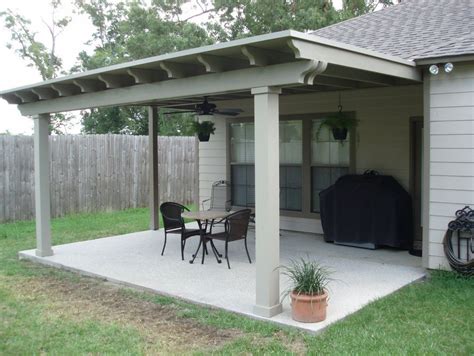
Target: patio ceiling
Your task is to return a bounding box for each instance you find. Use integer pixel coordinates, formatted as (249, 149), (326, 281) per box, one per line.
(0, 30), (422, 116)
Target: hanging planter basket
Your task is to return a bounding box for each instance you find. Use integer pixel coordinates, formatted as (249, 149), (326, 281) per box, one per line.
(198, 132), (211, 142)
(331, 128), (348, 141)
(317, 93), (357, 142)
(192, 120), (216, 142)
(317, 114), (357, 142)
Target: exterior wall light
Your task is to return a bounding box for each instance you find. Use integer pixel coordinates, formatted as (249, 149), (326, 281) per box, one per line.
(429, 64), (439, 75)
(429, 63), (454, 75)
(444, 62), (454, 73)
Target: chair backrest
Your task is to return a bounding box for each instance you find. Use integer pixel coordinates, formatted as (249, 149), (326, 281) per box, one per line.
(209, 180), (231, 211)
(160, 202), (188, 231)
(225, 209), (251, 241)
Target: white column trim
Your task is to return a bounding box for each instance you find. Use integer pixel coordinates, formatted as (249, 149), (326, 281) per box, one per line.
(149, 106), (160, 230)
(33, 114), (53, 257)
(252, 86), (282, 318)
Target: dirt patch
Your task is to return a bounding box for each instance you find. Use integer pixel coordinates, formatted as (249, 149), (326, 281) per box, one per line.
(6, 275), (243, 354)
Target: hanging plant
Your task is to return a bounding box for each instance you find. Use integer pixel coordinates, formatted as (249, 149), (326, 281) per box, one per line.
(191, 120), (216, 142)
(317, 92), (358, 142)
(318, 113), (358, 141)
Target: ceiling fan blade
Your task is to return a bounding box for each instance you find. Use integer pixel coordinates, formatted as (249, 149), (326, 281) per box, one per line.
(214, 109), (243, 116)
(222, 108), (244, 113)
(163, 110), (197, 115)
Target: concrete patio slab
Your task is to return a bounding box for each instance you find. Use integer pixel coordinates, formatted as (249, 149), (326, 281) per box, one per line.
(19, 225), (425, 333)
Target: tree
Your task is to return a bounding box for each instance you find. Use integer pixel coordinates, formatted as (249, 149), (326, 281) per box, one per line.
(210, 0), (339, 40)
(340, 0), (399, 19)
(0, 0), (73, 134)
(75, 0), (213, 136)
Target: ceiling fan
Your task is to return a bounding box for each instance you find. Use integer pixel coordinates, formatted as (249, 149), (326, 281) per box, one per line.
(163, 97), (243, 117)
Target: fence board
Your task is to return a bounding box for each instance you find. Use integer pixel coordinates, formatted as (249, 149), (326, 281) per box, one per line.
(0, 134), (196, 222)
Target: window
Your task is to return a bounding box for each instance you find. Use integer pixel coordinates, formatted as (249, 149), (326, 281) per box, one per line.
(311, 119), (350, 212)
(230, 120), (303, 211)
(279, 121), (302, 211)
(230, 122), (255, 207)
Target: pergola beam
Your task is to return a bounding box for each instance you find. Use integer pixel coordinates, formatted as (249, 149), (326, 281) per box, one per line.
(51, 83), (81, 96)
(15, 91), (39, 103)
(323, 66), (397, 86)
(312, 76), (361, 89)
(1, 93), (22, 104)
(18, 60), (326, 115)
(73, 79), (106, 93)
(98, 74), (134, 89)
(127, 68), (163, 84)
(32, 88), (58, 100)
(159, 61), (200, 79)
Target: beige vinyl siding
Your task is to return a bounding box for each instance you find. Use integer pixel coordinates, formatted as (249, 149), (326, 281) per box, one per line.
(427, 62), (474, 270)
(199, 85), (423, 234)
(198, 117), (228, 207)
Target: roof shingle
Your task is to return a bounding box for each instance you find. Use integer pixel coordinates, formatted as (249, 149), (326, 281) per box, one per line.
(311, 0), (474, 60)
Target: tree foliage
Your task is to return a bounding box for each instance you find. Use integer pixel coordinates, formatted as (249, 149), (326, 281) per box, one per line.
(210, 0), (338, 40)
(75, 0), (213, 135)
(0, 0), (73, 134)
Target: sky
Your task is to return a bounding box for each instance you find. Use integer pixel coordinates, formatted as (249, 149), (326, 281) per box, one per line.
(0, 0), (343, 135)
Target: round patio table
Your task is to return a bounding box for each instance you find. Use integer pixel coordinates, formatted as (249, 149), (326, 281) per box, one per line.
(181, 210), (232, 265)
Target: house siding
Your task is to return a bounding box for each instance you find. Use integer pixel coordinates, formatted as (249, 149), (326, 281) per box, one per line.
(199, 85), (423, 234)
(426, 62), (474, 270)
(198, 117), (228, 209)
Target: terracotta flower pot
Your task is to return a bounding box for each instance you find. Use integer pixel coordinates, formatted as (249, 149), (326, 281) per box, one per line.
(290, 290), (328, 323)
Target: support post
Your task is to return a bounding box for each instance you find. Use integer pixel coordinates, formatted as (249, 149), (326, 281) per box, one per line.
(33, 114), (53, 257)
(149, 106), (159, 230)
(422, 76), (430, 268)
(252, 86), (282, 317)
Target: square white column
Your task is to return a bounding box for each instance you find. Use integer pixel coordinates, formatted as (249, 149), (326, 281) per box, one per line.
(33, 114), (53, 257)
(148, 106), (160, 230)
(252, 86), (282, 317)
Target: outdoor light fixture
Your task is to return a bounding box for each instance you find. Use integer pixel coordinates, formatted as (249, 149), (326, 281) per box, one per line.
(444, 62), (454, 73)
(429, 64), (439, 75)
(429, 63), (455, 75)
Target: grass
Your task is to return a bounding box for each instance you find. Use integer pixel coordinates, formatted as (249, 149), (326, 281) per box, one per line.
(0, 208), (473, 355)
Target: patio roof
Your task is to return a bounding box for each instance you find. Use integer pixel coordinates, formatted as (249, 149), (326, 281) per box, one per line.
(0, 30), (421, 116)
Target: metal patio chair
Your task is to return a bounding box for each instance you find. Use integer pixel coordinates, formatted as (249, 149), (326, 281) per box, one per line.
(203, 209), (252, 269)
(160, 202), (201, 260)
(202, 180), (232, 212)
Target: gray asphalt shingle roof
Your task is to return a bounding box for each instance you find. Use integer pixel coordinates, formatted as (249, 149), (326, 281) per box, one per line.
(311, 0), (474, 61)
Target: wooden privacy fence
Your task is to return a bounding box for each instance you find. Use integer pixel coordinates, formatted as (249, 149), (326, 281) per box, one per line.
(0, 134), (196, 223)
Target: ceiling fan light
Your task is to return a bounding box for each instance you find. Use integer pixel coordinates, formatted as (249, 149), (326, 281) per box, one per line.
(197, 114), (213, 121)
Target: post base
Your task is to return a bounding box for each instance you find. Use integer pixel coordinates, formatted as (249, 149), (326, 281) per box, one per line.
(36, 248), (53, 257)
(253, 303), (283, 318)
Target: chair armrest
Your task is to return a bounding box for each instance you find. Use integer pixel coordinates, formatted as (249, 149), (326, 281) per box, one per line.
(201, 198), (210, 211)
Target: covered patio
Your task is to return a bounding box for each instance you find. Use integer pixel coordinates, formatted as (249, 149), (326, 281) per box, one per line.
(19, 225), (425, 333)
(1, 29), (425, 324)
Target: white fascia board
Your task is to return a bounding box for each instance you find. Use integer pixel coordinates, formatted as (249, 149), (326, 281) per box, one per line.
(414, 54), (474, 65)
(288, 37), (421, 81)
(290, 31), (416, 67)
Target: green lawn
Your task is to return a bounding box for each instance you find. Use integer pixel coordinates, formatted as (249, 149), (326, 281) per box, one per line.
(1, 208), (473, 355)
